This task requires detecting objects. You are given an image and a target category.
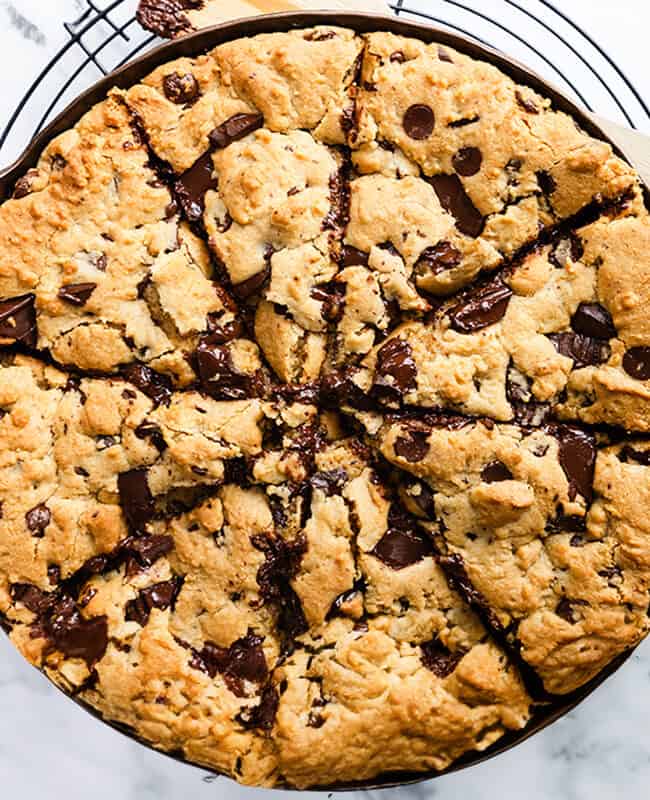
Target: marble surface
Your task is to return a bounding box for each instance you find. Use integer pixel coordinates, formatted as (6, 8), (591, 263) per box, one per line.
(1, 1), (650, 798)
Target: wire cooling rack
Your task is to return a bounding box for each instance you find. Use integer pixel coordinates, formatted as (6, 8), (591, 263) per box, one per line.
(1, 0), (649, 165)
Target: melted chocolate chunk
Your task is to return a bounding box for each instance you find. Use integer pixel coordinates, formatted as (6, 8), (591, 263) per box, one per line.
(394, 430), (430, 462)
(515, 91), (539, 114)
(403, 104), (435, 139)
(481, 460), (513, 483)
(126, 577), (182, 627)
(196, 341), (262, 400)
(191, 632), (268, 697)
(421, 638), (463, 678)
(438, 553), (504, 632)
(571, 302), (616, 340)
(162, 72), (200, 105)
(548, 332), (611, 369)
(58, 283), (97, 307)
(555, 597), (588, 624)
(252, 535), (308, 645)
(548, 424), (596, 503)
(448, 277), (512, 333)
(136, 0), (200, 38)
(206, 316), (244, 343)
(117, 469), (154, 533)
(311, 281), (346, 323)
(134, 421), (167, 453)
(236, 685), (279, 731)
(320, 368), (374, 412)
(415, 241), (461, 278)
(232, 264), (271, 300)
(126, 535), (174, 571)
(406, 479), (436, 517)
(623, 347), (650, 381)
(536, 170), (557, 195)
(341, 245), (369, 267)
(173, 151), (218, 222)
(429, 174), (484, 237)
(0, 294), (37, 348)
(452, 146), (482, 177)
(25, 504), (51, 538)
(371, 506), (433, 570)
(618, 445), (650, 466)
(122, 364), (172, 406)
(209, 113), (264, 149)
(549, 234), (584, 269)
(372, 337), (417, 403)
(311, 468), (348, 497)
(11, 583), (51, 615)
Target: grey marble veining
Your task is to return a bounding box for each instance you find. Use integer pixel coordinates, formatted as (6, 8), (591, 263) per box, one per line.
(1, 1), (650, 797)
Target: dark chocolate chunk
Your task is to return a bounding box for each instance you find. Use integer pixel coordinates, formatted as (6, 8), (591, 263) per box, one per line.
(206, 316), (245, 343)
(548, 424), (596, 503)
(196, 341), (262, 400)
(549, 234), (584, 269)
(421, 638), (463, 678)
(209, 113), (264, 149)
(136, 0), (200, 38)
(452, 146), (482, 177)
(429, 174), (484, 237)
(126, 535), (174, 569)
(438, 553), (504, 633)
(117, 469), (154, 532)
(618, 445), (650, 466)
(438, 46), (453, 63)
(162, 72), (200, 105)
(394, 430), (430, 462)
(191, 632), (268, 696)
(371, 506), (433, 570)
(11, 583), (51, 615)
(341, 245), (369, 267)
(311, 468), (348, 497)
(126, 577), (182, 627)
(173, 151), (218, 222)
(122, 364), (172, 406)
(0, 294), (37, 348)
(448, 277), (512, 333)
(571, 302), (616, 340)
(320, 368), (374, 412)
(515, 90), (539, 114)
(623, 347), (650, 381)
(372, 337), (417, 403)
(311, 281), (346, 323)
(555, 597), (588, 624)
(232, 264), (271, 300)
(134, 421), (167, 453)
(58, 282), (97, 307)
(403, 104), (435, 139)
(46, 596), (108, 666)
(236, 684), (279, 731)
(481, 460), (513, 483)
(548, 332), (611, 369)
(536, 170), (556, 195)
(25, 504), (51, 538)
(414, 241), (461, 278)
(448, 116), (480, 128)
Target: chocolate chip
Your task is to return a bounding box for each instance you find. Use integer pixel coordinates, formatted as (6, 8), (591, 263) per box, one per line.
(196, 341), (262, 400)
(236, 684), (279, 731)
(555, 597), (588, 624)
(548, 424), (596, 503)
(516, 90), (539, 114)
(549, 235), (584, 269)
(481, 461), (513, 482)
(126, 577), (182, 626)
(448, 277), (512, 333)
(372, 338), (417, 404)
(135, 0), (199, 38)
(452, 147), (482, 177)
(162, 72), (200, 105)
(571, 302), (616, 340)
(403, 104), (435, 139)
(25, 504), (51, 538)
(310, 468), (348, 497)
(232, 264), (271, 300)
(421, 638), (463, 678)
(394, 430), (430, 462)
(548, 332), (611, 369)
(415, 241), (462, 279)
(438, 46), (453, 63)
(58, 283), (97, 307)
(173, 151), (218, 222)
(371, 506), (433, 570)
(623, 347), (650, 381)
(341, 245), (369, 267)
(122, 364), (172, 407)
(429, 174), (484, 237)
(13, 169), (39, 199)
(117, 469), (154, 533)
(618, 445), (650, 466)
(390, 50), (405, 63)
(209, 113), (264, 149)
(537, 170), (556, 195)
(134, 421), (167, 452)
(0, 294), (37, 348)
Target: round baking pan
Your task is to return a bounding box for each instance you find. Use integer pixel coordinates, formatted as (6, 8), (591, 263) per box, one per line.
(0, 10), (646, 792)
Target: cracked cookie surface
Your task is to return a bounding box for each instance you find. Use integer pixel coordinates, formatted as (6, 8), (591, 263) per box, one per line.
(0, 25), (649, 791)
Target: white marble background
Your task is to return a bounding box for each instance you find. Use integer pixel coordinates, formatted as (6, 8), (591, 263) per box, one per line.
(1, 1), (650, 798)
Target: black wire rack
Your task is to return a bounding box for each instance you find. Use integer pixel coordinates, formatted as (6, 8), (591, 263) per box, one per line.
(1, 0), (649, 164)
